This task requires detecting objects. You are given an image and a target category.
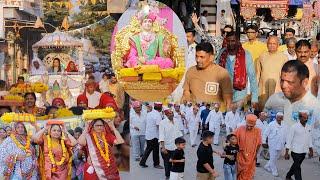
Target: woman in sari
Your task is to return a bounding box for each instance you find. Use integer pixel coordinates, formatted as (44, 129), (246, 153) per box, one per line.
(32, 121), (77, 180)
(48, 58), (63, 73)
(78, 118), (124, 180)
(65, 61), (78, 73)
(20, 92), (45, 116)
(0, 122), (39, 179)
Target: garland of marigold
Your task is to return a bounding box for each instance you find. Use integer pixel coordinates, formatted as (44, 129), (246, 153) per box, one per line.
(93, 132), (110, 166)
(47, 134), (67, 168)
(10, 134), (31, 156)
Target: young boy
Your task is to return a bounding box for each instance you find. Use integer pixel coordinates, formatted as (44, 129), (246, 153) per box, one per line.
(196, 130), (219, 180)
(169, 137), (186, 180)
(221, 134), (239, 180)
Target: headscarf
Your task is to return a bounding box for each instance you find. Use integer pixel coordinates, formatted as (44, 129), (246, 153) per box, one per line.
(65, 61), (78, 72)
(30, 58), (47, 75)
(77, 94), (88, 106)
(99, 93), (118, 111)
(52, 98), (66, 107)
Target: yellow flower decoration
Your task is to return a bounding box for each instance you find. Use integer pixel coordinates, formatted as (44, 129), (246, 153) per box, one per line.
(47, 134), (67, 169)
(55, 108), (74, 118)
(82, 108), (116, 121)
(3, 95), (24, 102)
(93, 132), (110, 166)
(0, 113), (35, 123)
(31, 82), (49, 93)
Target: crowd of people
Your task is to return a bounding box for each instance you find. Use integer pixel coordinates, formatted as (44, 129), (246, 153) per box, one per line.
(0, 62), (129, 179)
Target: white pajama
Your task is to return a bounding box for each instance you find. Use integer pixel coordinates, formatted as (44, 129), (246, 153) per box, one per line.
(265, 148), (281, 175)
(206, 111), (224, 145)
(210, 126), (220, 145)
(189, 128), (198, 146)
(169, 172), (184, 180)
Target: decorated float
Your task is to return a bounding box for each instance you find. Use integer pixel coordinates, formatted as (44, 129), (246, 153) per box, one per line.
(29, 29), (86, 107)
(111, 1), (187, 101)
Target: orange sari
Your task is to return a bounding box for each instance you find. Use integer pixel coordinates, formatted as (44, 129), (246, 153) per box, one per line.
(38, 135), (73, 180)
(234, 126), (261, 180)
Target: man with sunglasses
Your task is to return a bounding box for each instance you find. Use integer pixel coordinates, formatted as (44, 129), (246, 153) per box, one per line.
(242, 24), (268, 63)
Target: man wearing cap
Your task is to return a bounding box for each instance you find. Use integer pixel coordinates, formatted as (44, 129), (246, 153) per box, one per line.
(205, 103), (224, 145)
(139, 102), (164, 169)
(285, 110), (314, 180)
(262, 112), (288, 177)
(173, 104), (185, 135)
(233, 114), (262, 180)
(159, 108), (183, 179)
(187, 106), (201, 147)
(130, 101), (147, 161)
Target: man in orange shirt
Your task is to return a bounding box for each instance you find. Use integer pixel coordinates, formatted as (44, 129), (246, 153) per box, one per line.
(233, 114), (262, 180)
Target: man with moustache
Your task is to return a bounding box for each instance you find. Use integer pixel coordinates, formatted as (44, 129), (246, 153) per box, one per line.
(182, 42), (233, 108)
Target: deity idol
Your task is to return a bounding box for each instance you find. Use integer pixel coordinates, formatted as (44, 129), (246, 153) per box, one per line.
(125, 8), (174, 69)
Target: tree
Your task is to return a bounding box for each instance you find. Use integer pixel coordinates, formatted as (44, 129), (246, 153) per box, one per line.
(42, 0), (70, 28)
(71, 1), (116, 54)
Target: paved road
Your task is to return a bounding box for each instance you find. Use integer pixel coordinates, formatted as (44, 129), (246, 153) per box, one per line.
(121, 133), (320, 180)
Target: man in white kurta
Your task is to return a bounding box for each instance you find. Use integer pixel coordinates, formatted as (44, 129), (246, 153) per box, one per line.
(256, 112), (269, 165)
(263, 112), (288, 177)
(130, 101), (147, 161)
(187, 106), (201, 147)
(159, 108), (183, 178)
(224, 103), (241, 135)
(173, 104), (185, 135)
(205, 103), (224, 145)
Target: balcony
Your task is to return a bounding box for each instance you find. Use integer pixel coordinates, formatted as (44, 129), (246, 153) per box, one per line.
(2, 0), (42, 17)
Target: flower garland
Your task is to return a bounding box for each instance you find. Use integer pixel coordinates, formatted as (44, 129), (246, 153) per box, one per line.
(47, 134), (67, 172)
(0, 113), (36, 124)
(10, 134), (32, 156)
(92, 132), (110, 166)
(82, 107), (116, 120)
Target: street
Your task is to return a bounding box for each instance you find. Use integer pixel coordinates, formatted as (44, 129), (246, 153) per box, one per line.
(121, 133), (320, 180)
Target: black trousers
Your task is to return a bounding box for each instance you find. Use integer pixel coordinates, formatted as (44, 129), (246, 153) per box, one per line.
(286, 152), (306, 180)
(140, 138), (160, 166)
(161, 150), (175, 178)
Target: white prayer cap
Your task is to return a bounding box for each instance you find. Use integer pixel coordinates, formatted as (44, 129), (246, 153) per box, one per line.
(276, 112), (284, 117)
(214, 103), (220, 108)
(298, 110), (309, 115)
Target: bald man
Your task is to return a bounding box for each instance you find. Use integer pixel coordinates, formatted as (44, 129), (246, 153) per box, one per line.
(256, 36), (288, 110)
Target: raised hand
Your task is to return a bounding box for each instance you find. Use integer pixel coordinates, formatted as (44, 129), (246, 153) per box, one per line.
(191, 13), (200, 24)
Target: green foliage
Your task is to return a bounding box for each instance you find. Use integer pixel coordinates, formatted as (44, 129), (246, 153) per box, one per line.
(42, 0), (69, 28)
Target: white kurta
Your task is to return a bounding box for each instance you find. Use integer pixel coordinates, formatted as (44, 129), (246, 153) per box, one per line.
(187, 112), (201, 146)
(205, 110), (224, 144)
(159, 118), (183, 151)
(145, 110), (162, 140)
(86, 91), (101, 108)
(174, 111), (185, 132)
(224, 111), (241, 135)
(263, 121), (289, 175)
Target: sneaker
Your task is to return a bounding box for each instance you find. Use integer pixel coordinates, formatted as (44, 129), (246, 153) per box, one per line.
(154, 165), (164, 169)
(139, 164), (148, 168)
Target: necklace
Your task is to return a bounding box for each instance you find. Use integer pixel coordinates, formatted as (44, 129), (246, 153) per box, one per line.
(93, 132), (110, 166)
(47, 134), (67, 172)
(10, 134), (31, 156)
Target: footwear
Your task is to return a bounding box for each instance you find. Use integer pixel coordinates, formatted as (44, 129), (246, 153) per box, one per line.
(139, 164), (148, 168)
(214, 144), (219, 146)
(263, 166), (271, 172)
(256, 163), (261, 167)
(272, 173), (279, 177)
(165, 177), (170, 180)
(285, 177), (293, 180)
(192, 144), (197, 147)
(154, 165), (164, 169)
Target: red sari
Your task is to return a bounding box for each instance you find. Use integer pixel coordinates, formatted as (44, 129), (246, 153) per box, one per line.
(84, 121), (120, 180)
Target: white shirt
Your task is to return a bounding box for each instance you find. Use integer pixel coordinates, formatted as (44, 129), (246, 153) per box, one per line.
(286, 121), (313, 153)
(86, 91), (101, 108)
(159, 118), (183, 151)
(174, 111), (184, 131)
(263, 121), (288, 150)
(99, 80), (110, 93)
(284, 91), (320, 127)
(145, 110), (162, 140)
(225, 111), (241, 130)
(256, 119), (268, 134)
(200, 16), (209, 32)
(130, 111), (146, 136)
(283, 50), (297, 61)
(205, 111), (224, 131)
(187, 112), (201, 130)
(186, 43), (197, 69)
(264, 92), (287, 112)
